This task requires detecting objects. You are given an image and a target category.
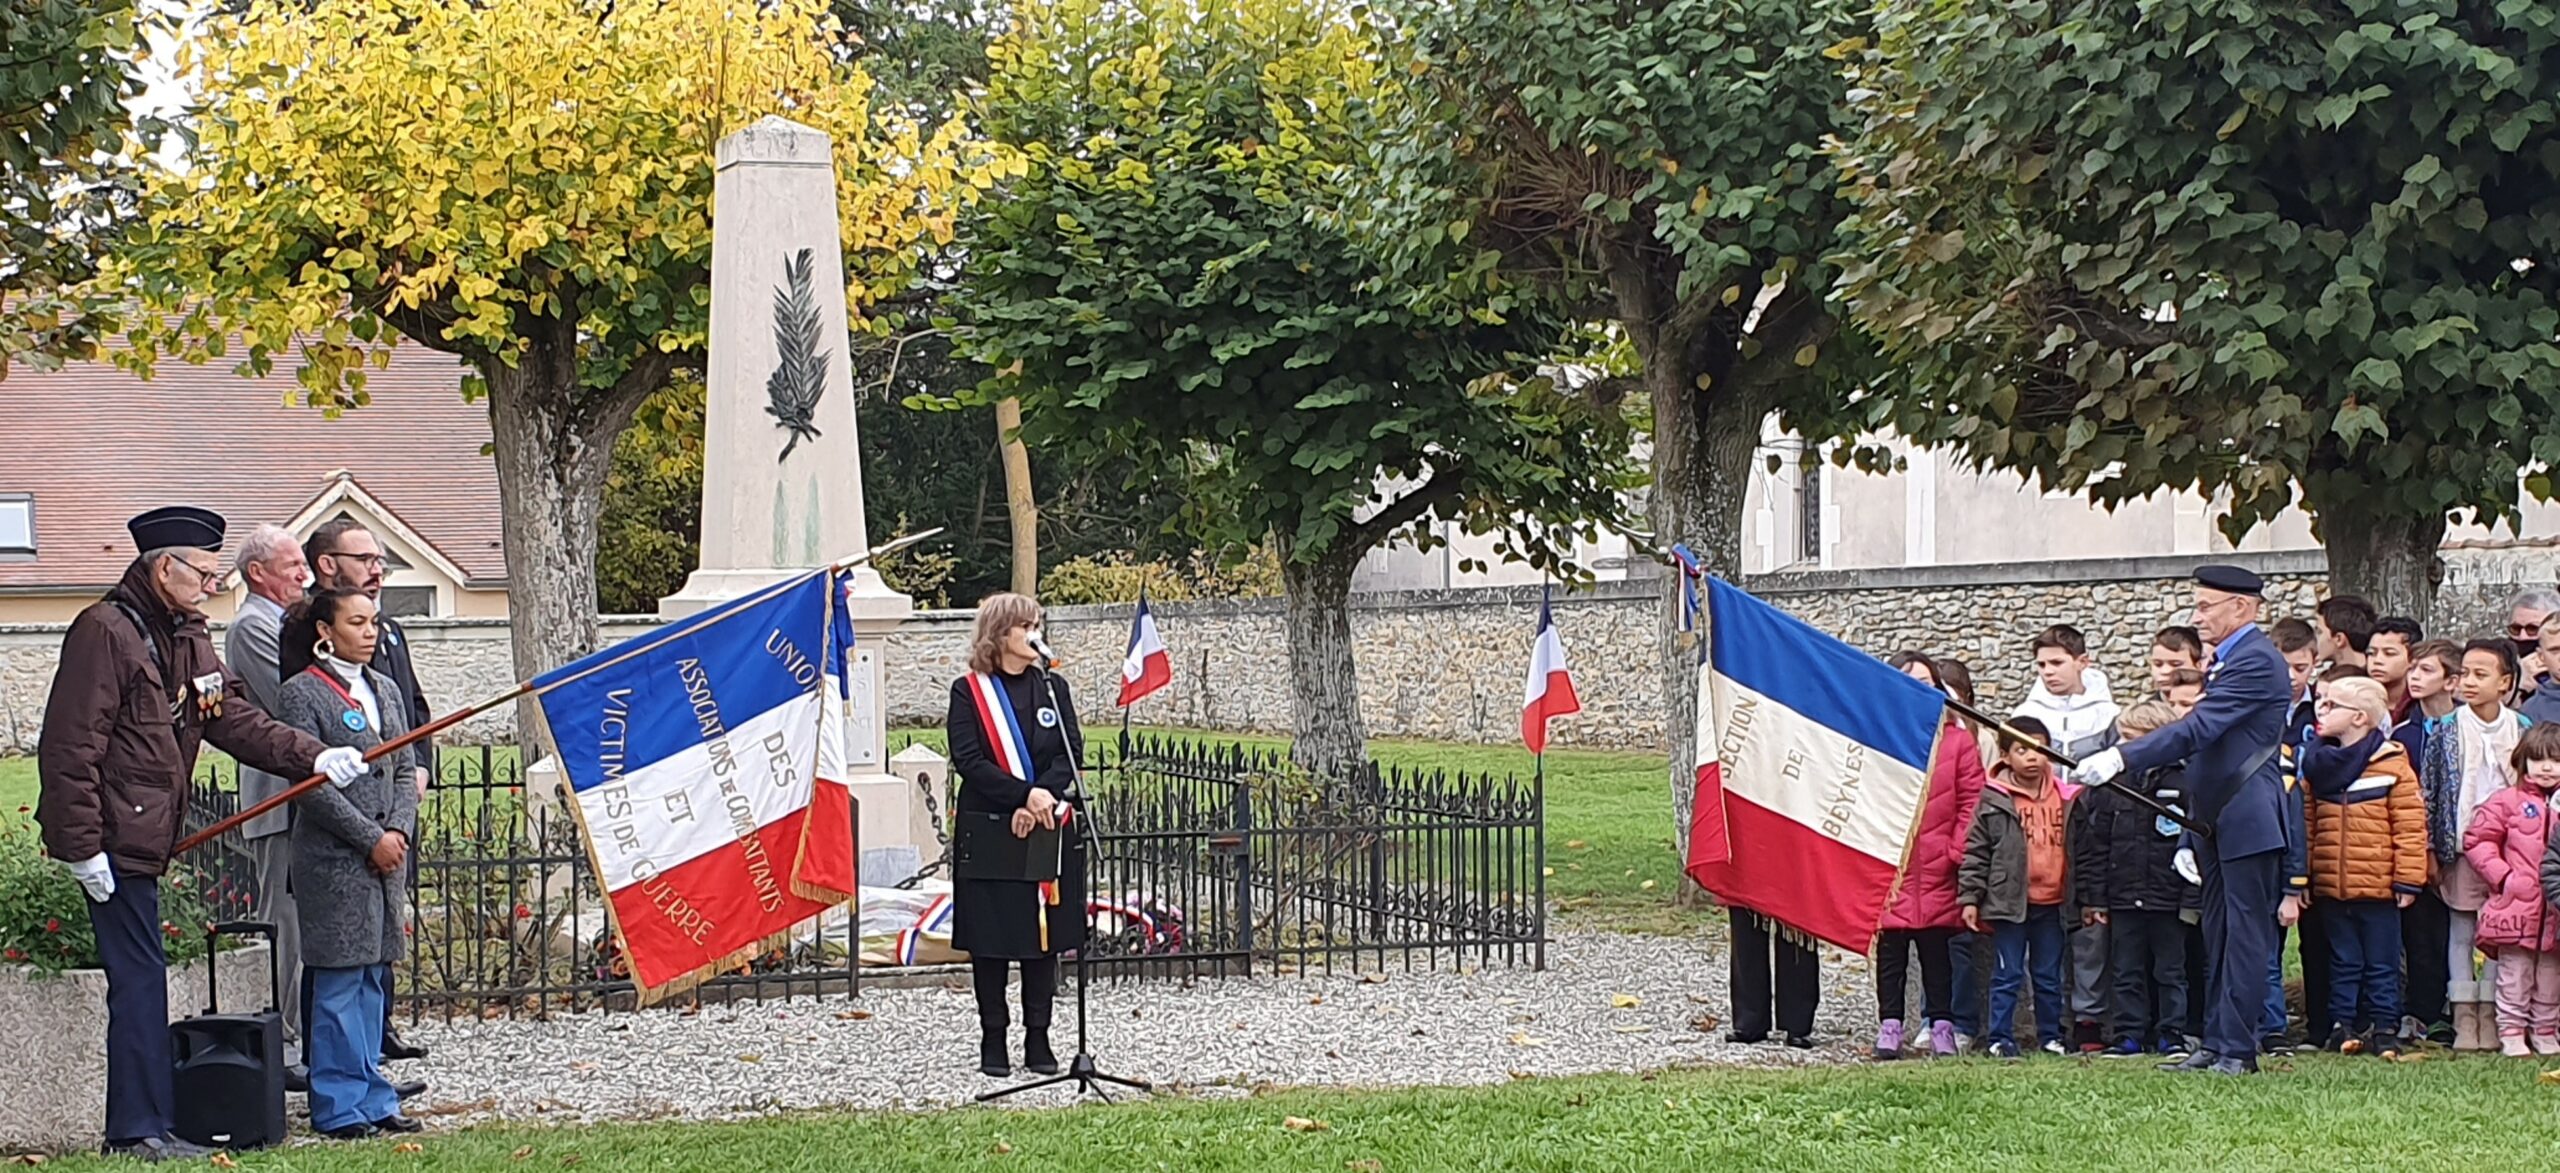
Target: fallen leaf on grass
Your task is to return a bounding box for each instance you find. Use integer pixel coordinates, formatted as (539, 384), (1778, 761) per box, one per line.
(1507, 1070), (1534, 1080)
(1689, 1014), (1722, 1033)
(1348, 1161), (1384, 1172)
(736, 1054), (763, 1063)
(561, 1157), (584, 1168)
(1542, 867), (1555, 877)
(2539, 1069), (2560, 1085)
(1640, 879), (1658, 891)
(992, 1142), (1016, 1155)
(1610, 993), (1641, 1009)
(6, 1157), (40, 1168)
(1565, 839), (1587, 850)
(1283, 1117), (1330, 1133)
(512, 1146), (536, 1161)
(209, 1156), (237, 1170)
(394, 1142), (424, 1155)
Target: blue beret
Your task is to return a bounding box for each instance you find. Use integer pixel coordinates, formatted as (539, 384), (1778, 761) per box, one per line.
(2194, 564), (2263, 596)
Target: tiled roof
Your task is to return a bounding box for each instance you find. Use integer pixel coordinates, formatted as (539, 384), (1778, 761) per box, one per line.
(0, 345), (503, 591)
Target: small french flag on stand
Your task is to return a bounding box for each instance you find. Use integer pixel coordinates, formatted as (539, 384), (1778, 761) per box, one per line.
(1116, 589), (1173, 707)
(1521, 588), (1582, 754)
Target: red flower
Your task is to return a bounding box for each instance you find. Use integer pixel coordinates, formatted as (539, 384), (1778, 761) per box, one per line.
(163, 923), (181, 939)
(514, 904), (531, 920)
(3, 949), (22, 962)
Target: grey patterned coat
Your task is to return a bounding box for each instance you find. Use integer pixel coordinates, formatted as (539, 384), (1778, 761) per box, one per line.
(277, 666), (421, 969)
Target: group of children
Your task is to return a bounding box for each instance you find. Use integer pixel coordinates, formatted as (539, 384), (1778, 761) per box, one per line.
(1869, 597), (2560, 1061)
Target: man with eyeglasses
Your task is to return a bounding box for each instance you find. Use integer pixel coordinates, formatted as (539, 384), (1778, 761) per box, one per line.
(38, 507), (368, 1161)
(2074, 565), (2292, 1075)
(303, 518), (436, 1082)
(2506, 589), (2560, 703)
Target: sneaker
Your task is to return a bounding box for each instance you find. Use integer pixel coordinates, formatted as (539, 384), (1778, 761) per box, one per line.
(2258, 1033), (2294, 1056)
(2102, 1038), (2144, 1058)
(1954, 1031), (1979, 1054)
(2074, 1020), (2104, 1053)
(1873, 1019), (1905, 1061)
(2041, 1040), (2069, 1057)
(2503, 1034), (2534, 1058)
(2426, 1020), (2456, 1046)
(1989, 1040), (2021, 1060)
(2535, 1033), (2560, 1057)
(2157, 1037), (2193, 1059)
(1929, 1020), (1958, 1057)
(2373, 1033), (2403, 1060)
(2321, 1026), (2352, 1054)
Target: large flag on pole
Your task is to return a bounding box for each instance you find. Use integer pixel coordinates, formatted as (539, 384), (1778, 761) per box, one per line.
(536, 570), (857, 1002)
(1521, 587), (1582, 754)
(1117, 588), (1172, 707)
(1684, 577), (1943, 953)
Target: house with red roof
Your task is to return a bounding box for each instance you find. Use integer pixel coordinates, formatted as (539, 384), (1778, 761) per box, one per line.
(0, 345), (508, 623)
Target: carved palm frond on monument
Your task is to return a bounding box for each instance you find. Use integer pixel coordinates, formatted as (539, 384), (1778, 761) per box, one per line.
(764, 246), (829, 460)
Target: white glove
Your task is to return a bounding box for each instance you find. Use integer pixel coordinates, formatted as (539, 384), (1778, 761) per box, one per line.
(316, 746), (368, 788)
(2074, 748), (2124, 786)
(2173, 846), (2201, 887)
(60, 853), (115, 903)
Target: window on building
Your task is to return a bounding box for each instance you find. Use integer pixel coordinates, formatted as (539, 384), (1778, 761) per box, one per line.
(0, 495), (31, 558)
(1799, 453), (1823, 564)
(378, 585), (436, 618)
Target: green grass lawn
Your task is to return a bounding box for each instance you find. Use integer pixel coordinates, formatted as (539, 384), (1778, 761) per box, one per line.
(31, 1055), (2560, 1171)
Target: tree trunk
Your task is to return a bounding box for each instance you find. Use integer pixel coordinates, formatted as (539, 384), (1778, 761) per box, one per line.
(484, 361), (633, 751)
(2311, 490), (2447, 627)
(995, 396), (1038, 596)
(1278, 545), (1367, 784)
(1647, 349), (1771, 882)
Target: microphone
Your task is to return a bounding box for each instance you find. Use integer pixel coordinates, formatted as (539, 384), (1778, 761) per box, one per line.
(1028, 632), (1061, 668)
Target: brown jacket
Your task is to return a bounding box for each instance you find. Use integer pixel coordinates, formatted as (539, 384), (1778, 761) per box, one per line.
(2305, 738), (2429, 903)
(37, 559), (324, 877)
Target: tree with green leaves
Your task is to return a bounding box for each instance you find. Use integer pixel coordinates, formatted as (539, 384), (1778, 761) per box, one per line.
(1835, 0), (2560, 621)
(110, 0), (988, 692)
(1349, 0), (1875, 852)
(0, 0), (166, 372)
(958, 0), (1639, 780)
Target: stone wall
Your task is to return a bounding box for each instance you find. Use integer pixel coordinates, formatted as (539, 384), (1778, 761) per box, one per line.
(1, 545), (2549, 757)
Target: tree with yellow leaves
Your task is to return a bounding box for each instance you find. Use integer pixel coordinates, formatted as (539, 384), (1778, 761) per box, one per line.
(111, 0), (991, 690)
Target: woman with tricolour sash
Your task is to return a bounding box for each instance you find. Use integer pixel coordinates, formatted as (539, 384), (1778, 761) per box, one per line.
(944, 592), (1087, 1078)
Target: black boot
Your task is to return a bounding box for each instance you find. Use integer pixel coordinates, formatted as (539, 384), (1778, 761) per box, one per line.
(972, 958), (1012, 1077)
(1023, 956), (1061, 1074)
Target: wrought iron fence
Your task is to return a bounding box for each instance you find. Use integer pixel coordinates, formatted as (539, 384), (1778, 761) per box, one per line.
(183, 732), (1543, 1019)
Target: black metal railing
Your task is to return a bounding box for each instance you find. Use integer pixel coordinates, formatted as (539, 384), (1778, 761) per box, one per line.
(183, 733), (1544, 1019)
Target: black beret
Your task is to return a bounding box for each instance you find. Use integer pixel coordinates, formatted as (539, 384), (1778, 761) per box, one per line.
(127, 505), (226, 553)
(2194, 563), (2263, 596)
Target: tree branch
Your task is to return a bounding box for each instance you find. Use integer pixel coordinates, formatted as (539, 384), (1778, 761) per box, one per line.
(1347, 464), (1468, 554)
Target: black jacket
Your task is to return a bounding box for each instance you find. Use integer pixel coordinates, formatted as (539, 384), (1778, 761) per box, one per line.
(369, 610), (435, 777)
(2071, 764), (2200, 914)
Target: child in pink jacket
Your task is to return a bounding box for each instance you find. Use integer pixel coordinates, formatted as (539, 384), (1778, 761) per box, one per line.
(2462, 723), (2560, 1056)
(1873, 654), (1989, 1060)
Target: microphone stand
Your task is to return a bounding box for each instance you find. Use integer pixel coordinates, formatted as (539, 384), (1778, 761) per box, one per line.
(979, 653), (1152, 1103)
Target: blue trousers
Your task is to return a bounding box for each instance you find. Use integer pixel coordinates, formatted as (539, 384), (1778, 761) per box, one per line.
(87, 875), (171, 1145)
(1950, 931), (1981, 1035)
(2203, 850), (2282, 1059)
(2325, 900), (2404, 1033)
(2262, 923), (2289, 1038)
(308, 964), (397, 1132)
(1988, 905), (2067, 1048)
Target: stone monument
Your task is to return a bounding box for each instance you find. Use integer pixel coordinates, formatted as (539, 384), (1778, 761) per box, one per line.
(658, 114), (924, 871)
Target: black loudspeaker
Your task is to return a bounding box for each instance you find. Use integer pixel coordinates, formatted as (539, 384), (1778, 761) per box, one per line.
(171, 920), (288, 1151)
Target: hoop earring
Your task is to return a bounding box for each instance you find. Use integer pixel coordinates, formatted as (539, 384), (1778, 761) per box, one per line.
(315, 638), (336, 663)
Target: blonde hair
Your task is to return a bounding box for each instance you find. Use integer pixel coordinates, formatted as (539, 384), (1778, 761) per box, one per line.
(2324, 676), (2392, 733)
(2117, 699), (2178, 739)
(966, 592), (1043, 675)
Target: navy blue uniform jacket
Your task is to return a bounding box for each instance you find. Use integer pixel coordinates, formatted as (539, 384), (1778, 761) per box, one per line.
(2118, 624), (2291, 860)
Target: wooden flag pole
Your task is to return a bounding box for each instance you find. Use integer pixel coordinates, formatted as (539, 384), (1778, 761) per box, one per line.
(1939, 694), (2213, 839)
(177, 529), (942, 856)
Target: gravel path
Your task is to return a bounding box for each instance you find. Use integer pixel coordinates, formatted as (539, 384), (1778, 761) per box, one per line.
(392, 933), (1883, 1128)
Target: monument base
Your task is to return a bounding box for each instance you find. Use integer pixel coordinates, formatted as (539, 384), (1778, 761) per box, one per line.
(657, 564), (911, 621)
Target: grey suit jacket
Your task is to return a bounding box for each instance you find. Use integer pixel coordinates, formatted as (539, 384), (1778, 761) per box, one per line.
(222, 593), (294, 839)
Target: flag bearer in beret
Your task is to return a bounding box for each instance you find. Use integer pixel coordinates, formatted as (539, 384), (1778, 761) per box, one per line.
(2074, 565), (2292, 1075)
(36, 507), (368, 1161)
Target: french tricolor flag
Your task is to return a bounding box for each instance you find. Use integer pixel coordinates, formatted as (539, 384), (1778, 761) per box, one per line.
(1684, 577), (1944, 954)
(535, 571), (857, 1001)
(1117, 589), (1173, 707)
(1520, 589), (1581, 754)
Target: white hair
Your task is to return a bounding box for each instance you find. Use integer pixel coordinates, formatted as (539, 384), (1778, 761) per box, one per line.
(2513, 588), (2560, 615)
(232, 523), (299, 579)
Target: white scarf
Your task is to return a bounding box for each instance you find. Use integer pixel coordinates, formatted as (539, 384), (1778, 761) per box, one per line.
(2455, 704), (2520, 839)
(326, 654), (383, 734)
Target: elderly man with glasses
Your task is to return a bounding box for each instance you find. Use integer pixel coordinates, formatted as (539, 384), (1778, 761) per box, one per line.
(38, 507), (366, 1161)
(2074, 565), (2293, 1076)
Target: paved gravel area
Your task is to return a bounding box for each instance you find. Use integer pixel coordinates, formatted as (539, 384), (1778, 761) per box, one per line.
(391, 933), (1884, 1128)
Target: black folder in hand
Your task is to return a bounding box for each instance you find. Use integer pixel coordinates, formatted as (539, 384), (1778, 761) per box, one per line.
(954, 811), (1062, 883)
